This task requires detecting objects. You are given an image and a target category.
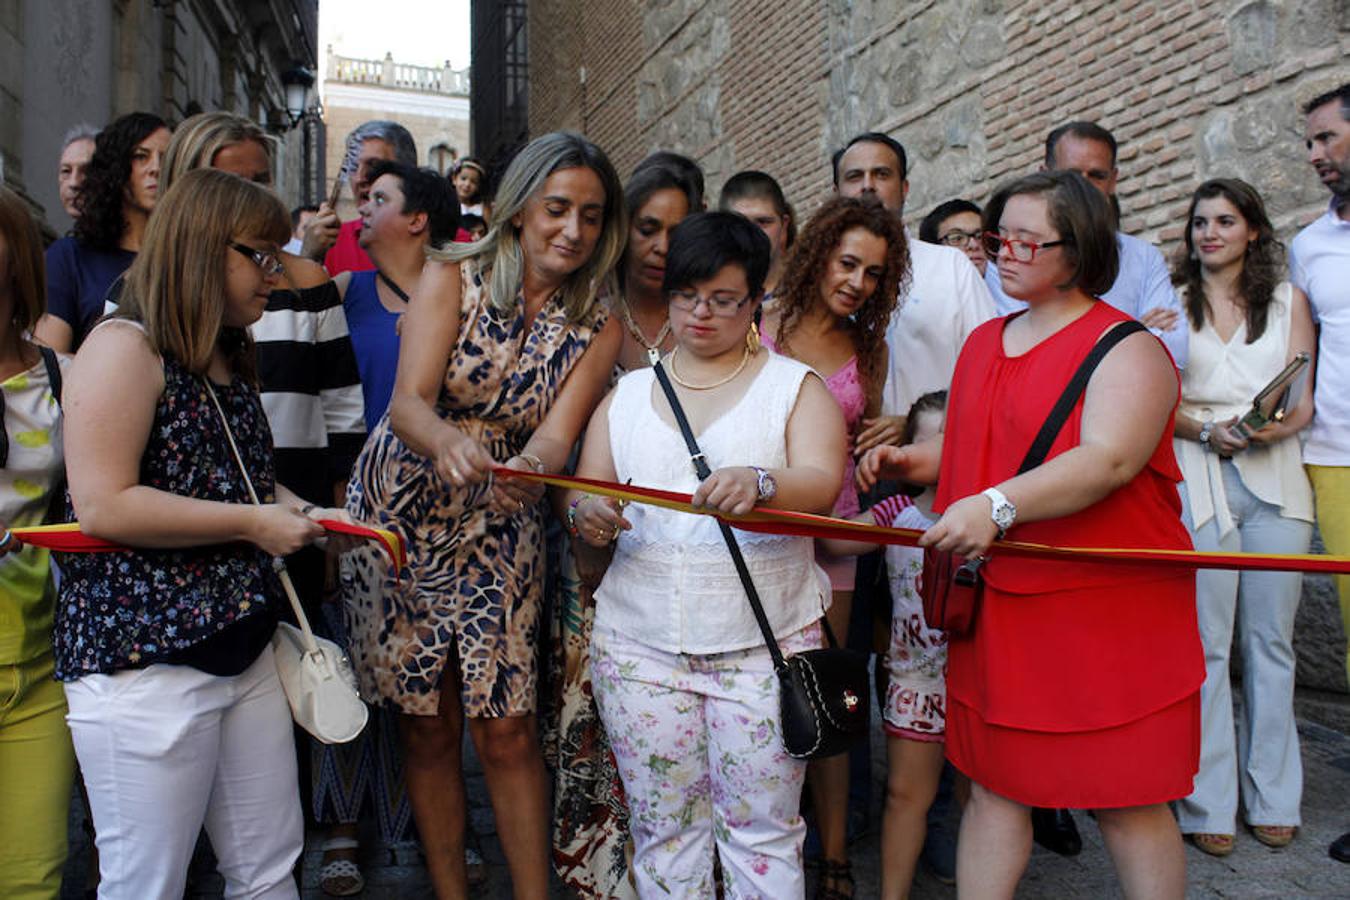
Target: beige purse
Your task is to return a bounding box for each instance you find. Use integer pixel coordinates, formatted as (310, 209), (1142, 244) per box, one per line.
(204, 380), (369, 744)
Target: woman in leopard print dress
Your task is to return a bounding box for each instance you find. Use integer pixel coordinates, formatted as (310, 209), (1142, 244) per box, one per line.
(342, 132), (625, 899)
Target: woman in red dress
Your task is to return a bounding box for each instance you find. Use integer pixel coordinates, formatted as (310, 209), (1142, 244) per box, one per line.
(861, 170), (1202, 898)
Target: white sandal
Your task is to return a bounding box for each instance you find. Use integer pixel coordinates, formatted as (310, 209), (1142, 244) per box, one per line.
(319, 837), (365, 897)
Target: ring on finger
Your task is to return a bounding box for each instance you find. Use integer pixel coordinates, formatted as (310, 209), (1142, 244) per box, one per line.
(611, 524), (621, 541)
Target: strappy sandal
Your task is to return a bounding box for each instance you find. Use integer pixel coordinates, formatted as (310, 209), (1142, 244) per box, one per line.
(1251, 825), (1296, 848)
(815, 859), (855, 900)
(318, 837), (365, 897)
(1188, 833), (1234, 857)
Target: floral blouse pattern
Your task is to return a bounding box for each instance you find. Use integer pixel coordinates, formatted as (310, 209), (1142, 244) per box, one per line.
(54, 353), (280, 680)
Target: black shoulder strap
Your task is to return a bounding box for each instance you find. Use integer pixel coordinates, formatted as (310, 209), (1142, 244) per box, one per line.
(651, 361), (799, 670)
(39, 346), (62, 407)
(1017, 319), (1148, 474)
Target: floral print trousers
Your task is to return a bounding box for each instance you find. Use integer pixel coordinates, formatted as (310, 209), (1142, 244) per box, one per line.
(591, 621), (821, 900)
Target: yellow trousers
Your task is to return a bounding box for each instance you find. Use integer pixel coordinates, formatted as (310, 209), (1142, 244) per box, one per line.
(1308, 465), (1350, 687)
(0, 652), (75, 900)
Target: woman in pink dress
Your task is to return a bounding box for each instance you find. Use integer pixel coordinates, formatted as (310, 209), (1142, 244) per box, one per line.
(760, 195), (908, 898)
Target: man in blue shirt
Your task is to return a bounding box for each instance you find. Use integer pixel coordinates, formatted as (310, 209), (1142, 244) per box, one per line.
(985, 121), (1189, 367)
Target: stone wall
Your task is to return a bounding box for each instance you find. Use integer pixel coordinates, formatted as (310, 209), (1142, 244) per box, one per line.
(8, 0), (317, 235)
(527, 0), (1350, 695)
(529, 0), (1347, 242)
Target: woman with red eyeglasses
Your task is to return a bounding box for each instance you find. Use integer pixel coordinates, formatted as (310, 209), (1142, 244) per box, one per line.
(861, 170), (1202, 899)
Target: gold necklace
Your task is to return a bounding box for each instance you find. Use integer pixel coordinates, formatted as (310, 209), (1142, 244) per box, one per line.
(618, 299), (671, 365)
(668, 344), (752, 390)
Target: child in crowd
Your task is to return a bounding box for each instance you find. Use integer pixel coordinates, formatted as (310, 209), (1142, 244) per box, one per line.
(822, 390), (948, 900)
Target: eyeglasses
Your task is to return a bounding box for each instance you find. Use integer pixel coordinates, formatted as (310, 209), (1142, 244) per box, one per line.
(938, 228), (982, 248)
(982, 231), (1071, 263)
(229, 242), (284, 277)
(667, 289), (752, 317)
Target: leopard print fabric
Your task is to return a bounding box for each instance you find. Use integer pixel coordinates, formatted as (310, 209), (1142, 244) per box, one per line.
(342, 261), (606, 717)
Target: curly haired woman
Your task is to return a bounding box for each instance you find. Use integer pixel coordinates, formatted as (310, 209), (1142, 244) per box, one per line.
(761, 194), (909, 898)
(38, 112), (169, 352)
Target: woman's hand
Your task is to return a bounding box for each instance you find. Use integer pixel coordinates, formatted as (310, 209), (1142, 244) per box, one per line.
(855, 415), (905, 455)
(572, 537), (614, 589)
(0, 527), (23, 556)
(248, 504), (325, 556)
(572, 495), (631, 548)
(1243, 419), (1286, 447)
(432, 429), (495, 489)
(692, 467), (759, 516)
(857, 445), (910, 492)
(918, 494), (1000, 557)
(489, 455), (547, 516)
(1208, 419), (1250, 455)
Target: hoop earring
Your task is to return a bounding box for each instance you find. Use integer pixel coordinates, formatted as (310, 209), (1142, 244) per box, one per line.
(746, 320), (761, 354)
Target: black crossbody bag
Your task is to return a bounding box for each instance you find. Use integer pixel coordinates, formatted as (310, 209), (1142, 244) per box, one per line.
(652, 361), (869, 760)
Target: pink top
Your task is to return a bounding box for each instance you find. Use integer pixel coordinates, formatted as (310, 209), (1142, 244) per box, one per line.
(762, 331), (863, 519)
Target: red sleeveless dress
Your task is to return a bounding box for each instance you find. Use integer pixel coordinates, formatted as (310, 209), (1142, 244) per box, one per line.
(936, 302), (1203, 808)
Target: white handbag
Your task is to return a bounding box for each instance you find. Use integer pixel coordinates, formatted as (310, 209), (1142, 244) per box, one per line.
(204, 380), (369, 745)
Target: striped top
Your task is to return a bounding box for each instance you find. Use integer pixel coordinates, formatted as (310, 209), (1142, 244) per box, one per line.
(253, 280), (366, 504)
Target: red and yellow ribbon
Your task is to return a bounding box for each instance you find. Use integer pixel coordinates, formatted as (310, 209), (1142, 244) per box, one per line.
(12, 518), (406, 572)
(496, 467), (1350, 576)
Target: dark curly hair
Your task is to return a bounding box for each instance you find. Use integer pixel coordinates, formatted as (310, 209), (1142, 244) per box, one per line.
(73, 111), (167, 252)
(1171, 178), (1284, 343)
(771, 196), (908, 410)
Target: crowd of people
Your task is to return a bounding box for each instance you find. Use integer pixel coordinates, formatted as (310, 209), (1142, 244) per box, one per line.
(0, 78), (1347, 900)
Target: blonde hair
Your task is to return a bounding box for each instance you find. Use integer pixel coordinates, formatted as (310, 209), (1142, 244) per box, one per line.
(0, 186), (46, 334)
(116, 169), (289, 378)
(161, 112), (272, 192)
(430, 132), (625, 322)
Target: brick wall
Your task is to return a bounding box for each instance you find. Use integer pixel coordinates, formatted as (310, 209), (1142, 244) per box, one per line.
(525, 1), (1350, 694)
(529, 0), (1348, 247)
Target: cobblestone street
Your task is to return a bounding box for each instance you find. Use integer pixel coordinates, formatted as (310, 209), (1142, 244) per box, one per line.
(61, 712), (1350, 898)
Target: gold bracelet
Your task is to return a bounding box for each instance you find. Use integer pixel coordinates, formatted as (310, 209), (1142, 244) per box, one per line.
(517, 452), (545, 473)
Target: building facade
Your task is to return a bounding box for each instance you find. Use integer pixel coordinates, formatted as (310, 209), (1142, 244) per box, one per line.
(521, 0), (1350, 701)
(3, 0), (319, 237)
(321, 47), (470, 220)
(525, 0), (1346, 247)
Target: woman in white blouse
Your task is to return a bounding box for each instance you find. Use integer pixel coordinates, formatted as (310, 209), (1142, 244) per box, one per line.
(1170, 178), (1316, 857)
(564, 212), (845, 899)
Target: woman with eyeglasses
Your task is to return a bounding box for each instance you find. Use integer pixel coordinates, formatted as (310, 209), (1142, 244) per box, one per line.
(861, 170), (1202, 898)
(758, 194), (906, 900)
(0, 186), (75, 899)
(564, 212), (845, 898)
(1169, 179), (1315, 857)
(546, 158), (699, 898)
(56, 169), (328, 899)
(919, 199), (988, 276)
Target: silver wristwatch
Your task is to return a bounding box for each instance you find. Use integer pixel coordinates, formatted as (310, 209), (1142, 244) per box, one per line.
(982, 487), (1016, 537)
(1198, 420), (1214, 451)
(752, 466), (777, 502)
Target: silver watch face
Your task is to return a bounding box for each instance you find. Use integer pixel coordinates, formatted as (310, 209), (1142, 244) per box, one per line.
(757, 468), (777, 500)
(992, 503), (1015, 530)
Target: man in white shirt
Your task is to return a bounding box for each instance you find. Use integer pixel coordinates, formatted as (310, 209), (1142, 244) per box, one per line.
(985, 121), (1189, 368)
(832, 132), (997, 434)
(1290, 81), (1350, 866)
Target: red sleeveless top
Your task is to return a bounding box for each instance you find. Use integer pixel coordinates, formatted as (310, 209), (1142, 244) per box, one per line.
(936, 302), (1203, 731)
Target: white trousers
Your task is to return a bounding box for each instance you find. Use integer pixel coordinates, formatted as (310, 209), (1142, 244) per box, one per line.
(591, 623), (819, 900)
(65, 644), (303, 900)
(1177, 461), (1310, 833)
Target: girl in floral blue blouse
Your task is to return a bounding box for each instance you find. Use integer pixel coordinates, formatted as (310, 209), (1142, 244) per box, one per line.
(55, 169), (341, 900)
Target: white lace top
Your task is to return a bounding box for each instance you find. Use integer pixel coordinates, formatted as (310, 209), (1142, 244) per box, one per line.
(593, 353), (830, 653)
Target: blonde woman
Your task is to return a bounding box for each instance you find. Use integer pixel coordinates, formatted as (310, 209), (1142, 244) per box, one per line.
(342, 131), (625, 899)
(57, 169), (331, 899)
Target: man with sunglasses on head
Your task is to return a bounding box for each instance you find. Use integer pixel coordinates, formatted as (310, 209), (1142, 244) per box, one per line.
(985, 120), (1189, 368)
